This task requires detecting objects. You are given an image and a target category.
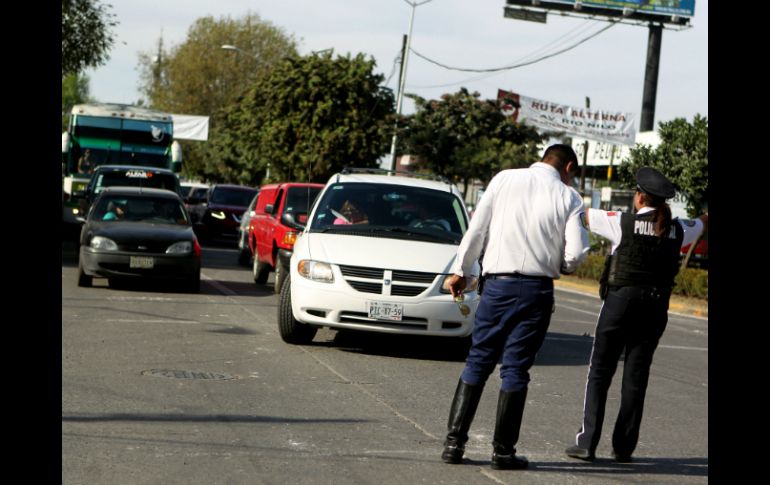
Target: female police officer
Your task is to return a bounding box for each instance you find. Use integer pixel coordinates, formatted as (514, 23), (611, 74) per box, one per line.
(565, 167), (707, 463)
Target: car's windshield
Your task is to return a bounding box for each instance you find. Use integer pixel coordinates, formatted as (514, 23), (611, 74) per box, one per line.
(308, 182), (468, 244)
(92, 195), (190, 225)
(210, 187), (258, 207)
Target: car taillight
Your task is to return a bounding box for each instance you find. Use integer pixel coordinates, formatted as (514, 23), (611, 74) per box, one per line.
(282, 232), (298, 246)
(193, 236), (201, 256)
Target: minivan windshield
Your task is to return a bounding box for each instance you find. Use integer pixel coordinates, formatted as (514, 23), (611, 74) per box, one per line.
(308, 183), (468, 244)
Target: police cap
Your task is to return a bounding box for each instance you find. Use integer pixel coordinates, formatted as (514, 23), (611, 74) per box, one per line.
(635, 167), (676, 199)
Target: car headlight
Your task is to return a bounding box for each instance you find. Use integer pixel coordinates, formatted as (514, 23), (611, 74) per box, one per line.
(209, 210), (225, 220)
(90, 236), (118, 251)
(440, 275), (479, 294)
(298, 260), (334, 283)
(166, 241), (192, 254)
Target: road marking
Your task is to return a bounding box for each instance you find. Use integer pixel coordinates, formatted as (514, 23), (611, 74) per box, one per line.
(301, 348), (440, 440)
(658, 344), (707, 352)
(202, 273), (237, 296)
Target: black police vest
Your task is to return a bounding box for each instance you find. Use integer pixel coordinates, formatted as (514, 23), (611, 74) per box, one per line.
(599, 211), (683, 291)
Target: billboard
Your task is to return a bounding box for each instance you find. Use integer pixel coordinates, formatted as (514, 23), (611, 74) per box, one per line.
(504, 0), (695, 25)
(498, 89), (637, 145)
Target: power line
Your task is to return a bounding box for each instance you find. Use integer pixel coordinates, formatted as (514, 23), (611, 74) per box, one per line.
(410, 20), (618, 74)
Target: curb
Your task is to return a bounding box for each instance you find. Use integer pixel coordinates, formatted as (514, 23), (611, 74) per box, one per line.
(554, 278), (708, 320)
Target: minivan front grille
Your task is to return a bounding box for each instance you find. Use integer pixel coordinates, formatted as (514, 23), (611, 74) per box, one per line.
(339, 264), (437, 297)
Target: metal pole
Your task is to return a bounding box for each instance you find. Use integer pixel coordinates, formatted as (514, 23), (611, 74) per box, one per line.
(640, 23), (662, 132)
(388, 3), (418, 171)
(579, 96), (590, 196)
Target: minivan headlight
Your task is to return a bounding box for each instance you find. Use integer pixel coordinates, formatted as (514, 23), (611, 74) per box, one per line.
(166, 241), (192, 254)
(298, 260), (334, 283)
(440, 275), (479, 293)
(90, 236), (118, 250)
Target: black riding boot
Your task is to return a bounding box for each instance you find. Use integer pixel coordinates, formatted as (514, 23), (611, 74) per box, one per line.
(441, 379), (484, 464)
(491, 388), (529, 470)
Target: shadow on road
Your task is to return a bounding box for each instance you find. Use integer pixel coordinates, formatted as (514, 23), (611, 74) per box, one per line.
(530, 456), (708, 477)
(312, 331), (471, 363)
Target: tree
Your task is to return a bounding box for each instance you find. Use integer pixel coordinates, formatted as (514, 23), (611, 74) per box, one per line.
(618, 115), (708, 216)
(62, 73), (91, 132)
(61, 0), (117, 77)
(210, 52), (395, 184)
(398, 88), (543, 192)
(136, 13), (299, 180)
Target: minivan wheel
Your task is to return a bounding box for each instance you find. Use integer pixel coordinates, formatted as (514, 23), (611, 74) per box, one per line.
(278, 277), (317, 344)
(253, 256), (270, 284)
(274, 260), (288, 294)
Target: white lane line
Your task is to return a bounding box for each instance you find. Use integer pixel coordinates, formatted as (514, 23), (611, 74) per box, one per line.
(658, 344), (707, 352)
(301, 348), (439, 441)
(202, 273), (238, 296)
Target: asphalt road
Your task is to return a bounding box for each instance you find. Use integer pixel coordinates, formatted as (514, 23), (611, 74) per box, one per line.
(62, 240), (708, 484)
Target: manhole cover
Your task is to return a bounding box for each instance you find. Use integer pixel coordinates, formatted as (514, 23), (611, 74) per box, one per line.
(142, 369), (236, 380)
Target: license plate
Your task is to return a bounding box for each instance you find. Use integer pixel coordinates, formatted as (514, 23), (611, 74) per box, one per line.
(367, 301), (403, 321)
(130, 256), (154, 269)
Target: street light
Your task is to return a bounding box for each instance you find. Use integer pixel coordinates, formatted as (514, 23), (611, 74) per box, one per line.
(221, 44), (245, 54)
(387, 0), (434, 171)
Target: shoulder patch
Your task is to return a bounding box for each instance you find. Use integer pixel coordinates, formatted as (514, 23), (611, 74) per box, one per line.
(682, 219), (697, 227)
(607, 211), (617, 217)
(579, 211), (588, 229)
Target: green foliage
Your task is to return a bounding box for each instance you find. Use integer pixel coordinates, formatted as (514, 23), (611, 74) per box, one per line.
(618, 115), (708, 216)
(61, 0), (117, 76)
(674, 267), (709, 299)
(573, 253), (606, 281)
(399, 89), (543, 188)
(61, 73), (91, 132)
(210, 52), (395, 184)
(136, 13), (299, 180)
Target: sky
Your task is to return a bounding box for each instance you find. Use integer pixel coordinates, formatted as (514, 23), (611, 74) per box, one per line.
(85, 0), (707, 133)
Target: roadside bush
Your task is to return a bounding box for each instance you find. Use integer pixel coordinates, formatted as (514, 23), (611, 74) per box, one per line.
(571, 253), (708, 301)
(673, 267), (709, 299)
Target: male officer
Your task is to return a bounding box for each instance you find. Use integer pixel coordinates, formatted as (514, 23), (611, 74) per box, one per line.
(565, 167), (707, 462)
(442, 144), (589, 470)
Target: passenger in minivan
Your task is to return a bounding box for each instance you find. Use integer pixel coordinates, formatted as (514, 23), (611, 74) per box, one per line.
(332, 199), (369, 225)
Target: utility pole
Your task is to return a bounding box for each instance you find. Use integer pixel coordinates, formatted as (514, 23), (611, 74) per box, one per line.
(387, 0), (432, 171)
(579, 96), (590, 196)
(640, 23), (663, 132)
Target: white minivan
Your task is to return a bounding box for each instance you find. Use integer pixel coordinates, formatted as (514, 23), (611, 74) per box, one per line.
(278, 169), (480, 344)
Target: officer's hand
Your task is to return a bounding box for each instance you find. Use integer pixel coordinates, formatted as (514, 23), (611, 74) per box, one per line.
(446, 274), (466, 298)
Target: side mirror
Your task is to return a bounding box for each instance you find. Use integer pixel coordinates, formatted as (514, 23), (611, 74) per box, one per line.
(264, 204), (274, 214)
(281, 212), (306, 230)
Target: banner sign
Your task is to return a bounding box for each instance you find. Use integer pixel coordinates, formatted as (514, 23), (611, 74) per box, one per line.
(498, 89), (637, 146)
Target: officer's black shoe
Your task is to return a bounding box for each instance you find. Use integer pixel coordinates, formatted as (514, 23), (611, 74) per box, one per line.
(612, 450), (632, 463)
(491, 450), (529, 470)
(441, 443), (465, 464)
(565, 445), (595, 461)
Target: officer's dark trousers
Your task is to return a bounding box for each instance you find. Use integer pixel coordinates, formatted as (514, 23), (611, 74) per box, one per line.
(461, 275), (554, 392)
(575, 286), (669, 456)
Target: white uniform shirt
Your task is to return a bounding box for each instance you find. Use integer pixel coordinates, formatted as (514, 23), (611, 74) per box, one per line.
(451, 162), (589, 279)
(587, 207), (705, 254)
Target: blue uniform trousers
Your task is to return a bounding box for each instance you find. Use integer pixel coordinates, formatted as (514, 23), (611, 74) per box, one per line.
(575, 285), (669, 456)
(461, 275), (554, 392)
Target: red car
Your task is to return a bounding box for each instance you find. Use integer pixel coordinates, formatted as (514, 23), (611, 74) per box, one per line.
(248, 182), (323, 293)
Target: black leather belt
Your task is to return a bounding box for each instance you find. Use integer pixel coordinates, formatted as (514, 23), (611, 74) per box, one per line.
(486, 273), (552, 281)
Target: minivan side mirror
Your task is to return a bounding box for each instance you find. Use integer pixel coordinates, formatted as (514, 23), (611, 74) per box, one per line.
(264, 204), (274, 214)
(281, 212), (306, 230)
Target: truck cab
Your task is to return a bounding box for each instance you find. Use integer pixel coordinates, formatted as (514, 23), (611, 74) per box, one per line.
(249, 182), (323, 293)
